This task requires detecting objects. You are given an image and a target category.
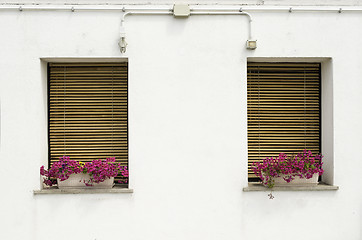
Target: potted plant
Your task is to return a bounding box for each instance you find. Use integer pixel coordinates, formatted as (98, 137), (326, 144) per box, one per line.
(40, 156), (129, 189)
(252, 150), (324, 188)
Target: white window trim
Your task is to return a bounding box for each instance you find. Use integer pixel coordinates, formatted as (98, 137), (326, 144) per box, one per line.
(37, 56), (131, 192)
(246, 57), (334, 186)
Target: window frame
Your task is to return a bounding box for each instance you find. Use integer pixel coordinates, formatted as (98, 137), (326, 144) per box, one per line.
(245, 57), (334, 186)
(41, 57), (129, 187)
(246, 61), (321, 180)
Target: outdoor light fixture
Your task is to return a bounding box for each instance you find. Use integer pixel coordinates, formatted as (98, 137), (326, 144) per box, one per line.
(119, 25), (127, 54)
(246, 40), (257, 50)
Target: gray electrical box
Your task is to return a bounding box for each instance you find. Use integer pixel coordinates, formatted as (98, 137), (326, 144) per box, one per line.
(173, 4), (190, 17)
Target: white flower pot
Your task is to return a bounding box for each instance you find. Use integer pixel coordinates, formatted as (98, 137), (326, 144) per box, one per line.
(57, 173), (114, 189)
(272, 173), (319, 187)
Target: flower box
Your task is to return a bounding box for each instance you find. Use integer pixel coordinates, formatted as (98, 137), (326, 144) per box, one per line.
(252, 150), (324, 188)
(57, 173), (114, 189)
(272, 173), (319, 187)
(40, 156), (128, 188)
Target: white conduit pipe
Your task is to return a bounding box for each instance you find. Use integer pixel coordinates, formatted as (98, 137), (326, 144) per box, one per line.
(121, 10), (172, 22)
(190, 11), (253, 40)
(0, 4), (362, 13)
(119, 11), (173, 53)
(0, 5), (172, 11)
(119, 9), (253, 53)
(237, 6), (362, 12)
(1, 5), (362, 12)
(2, 5), (361, 52)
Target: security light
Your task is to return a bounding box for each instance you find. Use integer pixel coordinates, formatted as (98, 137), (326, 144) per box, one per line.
(246, 40), (257, 50)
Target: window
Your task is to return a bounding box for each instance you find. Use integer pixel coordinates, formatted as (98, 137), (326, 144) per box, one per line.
(48, 62), (128, 184)
(247, 62), (321, 180)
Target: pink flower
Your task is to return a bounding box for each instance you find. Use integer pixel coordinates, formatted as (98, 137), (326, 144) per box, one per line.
(40, 156), (129, 187)
(252, 150), (324, 188)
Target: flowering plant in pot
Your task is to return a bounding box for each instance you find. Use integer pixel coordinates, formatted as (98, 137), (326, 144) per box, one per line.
(40, 156), (129, 188)
(252, 150), (324, 188)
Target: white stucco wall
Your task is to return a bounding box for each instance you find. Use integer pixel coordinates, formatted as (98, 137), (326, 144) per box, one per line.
(0, 2), (361, 240)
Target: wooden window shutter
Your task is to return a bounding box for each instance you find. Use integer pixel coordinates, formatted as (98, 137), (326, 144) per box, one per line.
(48, 62), (128, 183)
(247, 62), (321, 179)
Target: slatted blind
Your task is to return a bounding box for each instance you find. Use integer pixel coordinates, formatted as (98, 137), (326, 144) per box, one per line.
(247, 62), (321, 179)
(48, 62), (128, 183)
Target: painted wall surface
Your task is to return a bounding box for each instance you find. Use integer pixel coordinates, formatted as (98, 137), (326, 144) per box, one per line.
(0, 2), (361, 240)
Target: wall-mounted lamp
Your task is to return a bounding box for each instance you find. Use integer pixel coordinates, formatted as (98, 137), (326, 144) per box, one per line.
(119, 26), (127, 54)
(246, 40), (257, 50)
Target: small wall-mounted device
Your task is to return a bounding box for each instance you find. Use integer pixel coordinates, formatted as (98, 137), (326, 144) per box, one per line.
(246, 40), (257, 50)
(173, 4), (190, 18)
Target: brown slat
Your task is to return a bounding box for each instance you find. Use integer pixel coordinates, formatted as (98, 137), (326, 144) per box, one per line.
(50, 144), (128, 147)
(50, 124), (126, 127)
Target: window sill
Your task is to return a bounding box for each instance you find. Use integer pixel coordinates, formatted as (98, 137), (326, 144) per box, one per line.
(33, 186), (133, 195)
(243, 182), (339, 192)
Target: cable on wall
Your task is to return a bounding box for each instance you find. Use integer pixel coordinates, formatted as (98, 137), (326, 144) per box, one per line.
(119, 5), (256, 53)
(119, 10), (174, 53)
(2, 4), (362, 53)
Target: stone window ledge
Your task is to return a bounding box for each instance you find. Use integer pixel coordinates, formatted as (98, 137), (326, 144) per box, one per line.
(243, 182), (339, 192)
(33, 186), (133, 195)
